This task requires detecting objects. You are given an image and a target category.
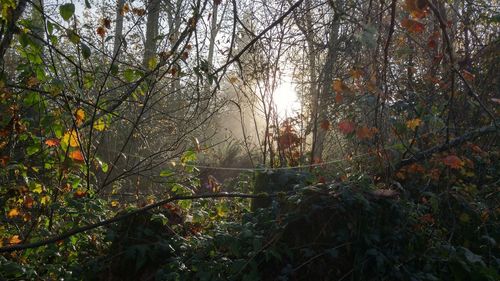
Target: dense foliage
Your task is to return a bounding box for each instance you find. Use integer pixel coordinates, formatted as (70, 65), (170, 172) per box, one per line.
(0, 0), (499, 280)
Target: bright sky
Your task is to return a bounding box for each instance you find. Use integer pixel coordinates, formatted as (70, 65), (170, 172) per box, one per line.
(273, 77), (301, 120)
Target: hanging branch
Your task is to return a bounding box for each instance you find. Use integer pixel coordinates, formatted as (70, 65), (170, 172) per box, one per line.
(395, 121), (499, 170)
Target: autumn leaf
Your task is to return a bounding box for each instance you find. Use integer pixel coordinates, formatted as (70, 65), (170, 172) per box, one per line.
(442, 155), (463, 169)
(93, 119), (106, 131)
(45, 138), (60, 147)
(24, 196), (34, 208)
(96, 26), (106, 38)
(7, 208), (20, 218)
(62, 130), (79, 147)
(320, 120), (331, 131)
(111, 200), (119, 207)
(0, 155), (9, 167)
(132, 8), (146, 16)
(356, 126), (377, 140)
(74, 189), (87, 198)
(101, 17), (111, 29)
(27, 76), (39, 88)
(9, 235), (22, 245)
(332, 79), (352, 94)
(462, 70), (475, 82)
(121, 3), (130, 15)
(406, 118), (421, 130)
(74, 108), (85, 125)
(350, 69), (363, 79)
(401, 18), (425, 33)
(338, 120), (355, 134)
(404, 0), (429, 19)
(70, 150), (85, 162)
(335, 93), (343, 104)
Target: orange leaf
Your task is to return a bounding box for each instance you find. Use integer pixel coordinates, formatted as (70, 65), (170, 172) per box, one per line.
(320, 120), (331, 131)
(70, 150), (85, 162)
(406, 118), (422, 130)
(401, 18), (425, 33)
(442, 155), (463, 169)
(74, 189), (87, 198)
(7, 208), (20, 218)
(45, 138), (60, 147)
(404, 0), (429, 19)
(350, 69), (363, 79)
(356, 126), (377, 140)
(332, 79), (352, 94)
(74, 108), (85, 125)
(338, 120), (355, 134)
(9, 235), (22, 245)
(121, 3), (130, 15)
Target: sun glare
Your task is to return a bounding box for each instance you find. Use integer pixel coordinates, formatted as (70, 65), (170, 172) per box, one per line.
(273, 81), (301, 120)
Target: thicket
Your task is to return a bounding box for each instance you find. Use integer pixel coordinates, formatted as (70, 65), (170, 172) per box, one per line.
(1, 0), (499, 280)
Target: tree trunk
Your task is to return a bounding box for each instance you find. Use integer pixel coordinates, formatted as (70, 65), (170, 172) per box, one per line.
(142, 0), (161, 69)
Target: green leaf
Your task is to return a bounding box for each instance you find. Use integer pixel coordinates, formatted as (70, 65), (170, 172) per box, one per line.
(160, 169), (174, 177)
(85, 0), (91, 9)
(47, 21), (54, 35)
(81, 43), (91, 59)
(123, 69), (140, 82)
(59, 3), (75, 21)
(27, 145), (40, 156)
(67, 29), (80, 44)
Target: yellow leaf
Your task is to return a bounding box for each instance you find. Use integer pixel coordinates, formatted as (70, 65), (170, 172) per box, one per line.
(32, 183), (43, 193)
(40, 195), (50, 205)
(7, 208), (20, 218)
(62, 130), (80, 147)
(406, 118), (422, 130)
(93, 119), (106, 131)
(75, 108), (85, 125)
(111, 200), (119, 207)
(9, 235), (22, 245)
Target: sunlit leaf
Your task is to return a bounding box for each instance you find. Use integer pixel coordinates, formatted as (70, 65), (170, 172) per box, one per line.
(9, 235), (22, 245)
(332, 79), (352, 94)
(406, 118), (421, 130)
(45, 138), (60, 147)
(40, 195), (50, 205)
(62, 130), (79, 147)
(69, 150), (85, 162)
(93, 119), (106, 131)
(75, 108), (85, 125)
(7, 208), (20, 218)
(74, 189), (87, 198)
(404, 0), (429, 19)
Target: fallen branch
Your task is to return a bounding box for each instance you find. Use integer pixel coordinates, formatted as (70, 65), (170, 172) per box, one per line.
(396, 122), (499, 170)
(0, 192), (279, 253)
